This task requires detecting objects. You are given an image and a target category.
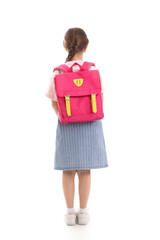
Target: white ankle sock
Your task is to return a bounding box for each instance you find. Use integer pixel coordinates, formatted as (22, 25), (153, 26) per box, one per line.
(79, 208), (87, 214)
(67, 208), (76, 214)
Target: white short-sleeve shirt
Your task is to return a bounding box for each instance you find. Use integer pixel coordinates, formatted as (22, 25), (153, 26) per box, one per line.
(45, 60), (105, 101)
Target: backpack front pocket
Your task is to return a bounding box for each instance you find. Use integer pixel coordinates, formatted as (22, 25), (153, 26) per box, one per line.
(58, 92), (101, 118)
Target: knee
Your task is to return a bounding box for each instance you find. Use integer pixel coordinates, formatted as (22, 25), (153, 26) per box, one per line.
(63, 170), (77, 176)
(77, 169), (91, 176)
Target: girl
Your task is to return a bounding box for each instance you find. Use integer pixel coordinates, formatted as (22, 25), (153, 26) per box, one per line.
(45, 28), (108, 226)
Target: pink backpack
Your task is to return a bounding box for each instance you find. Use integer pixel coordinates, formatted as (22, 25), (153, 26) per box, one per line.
(53, 61), (104, 124)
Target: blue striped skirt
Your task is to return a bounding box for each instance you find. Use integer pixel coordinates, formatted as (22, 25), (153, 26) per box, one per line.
(54, 118), (109, 170)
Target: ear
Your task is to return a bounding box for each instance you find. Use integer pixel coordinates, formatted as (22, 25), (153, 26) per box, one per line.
(63, 40), (68, 52)
(83, 44), (88, 53)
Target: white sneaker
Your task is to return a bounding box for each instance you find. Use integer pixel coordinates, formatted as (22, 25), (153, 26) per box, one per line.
(64, 212), (77, 226)
(76, 208), (90, 225)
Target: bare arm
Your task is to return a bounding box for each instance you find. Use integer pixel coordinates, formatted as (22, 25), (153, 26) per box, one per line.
(51, 100), (58, 116)
(101, 93), (104, 106)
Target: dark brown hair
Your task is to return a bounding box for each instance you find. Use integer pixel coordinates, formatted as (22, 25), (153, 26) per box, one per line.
(63, 28), (89, 62)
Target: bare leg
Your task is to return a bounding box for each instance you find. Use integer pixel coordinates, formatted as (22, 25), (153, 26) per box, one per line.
(62, 170), (77, 208)
(77, 170), (91, 208)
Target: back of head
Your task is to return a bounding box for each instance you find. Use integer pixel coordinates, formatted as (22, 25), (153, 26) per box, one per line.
(63, 27), (89, 63)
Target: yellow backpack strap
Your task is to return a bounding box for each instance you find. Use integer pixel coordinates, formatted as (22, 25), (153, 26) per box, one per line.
(65, 95), (71, 116)
(91, 94), (97, 113)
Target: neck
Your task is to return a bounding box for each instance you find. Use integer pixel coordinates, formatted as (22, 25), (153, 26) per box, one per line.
(72, 52), (84, 61)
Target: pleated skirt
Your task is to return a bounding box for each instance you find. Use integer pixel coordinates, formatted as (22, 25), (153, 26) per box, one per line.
(54, 118), (109, 170)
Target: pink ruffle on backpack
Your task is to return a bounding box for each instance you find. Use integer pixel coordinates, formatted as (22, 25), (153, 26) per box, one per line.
(53, 61), (104, 124)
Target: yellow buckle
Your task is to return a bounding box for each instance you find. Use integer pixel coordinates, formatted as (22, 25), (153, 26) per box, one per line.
(65, 95), (71, 116)
(91, 94), (97, 113)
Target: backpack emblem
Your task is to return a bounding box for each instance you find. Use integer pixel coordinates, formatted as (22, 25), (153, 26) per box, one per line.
(73, 78), (83, 87)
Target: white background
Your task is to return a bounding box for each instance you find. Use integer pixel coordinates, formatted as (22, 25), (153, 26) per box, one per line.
(0, 0), (160, 239)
